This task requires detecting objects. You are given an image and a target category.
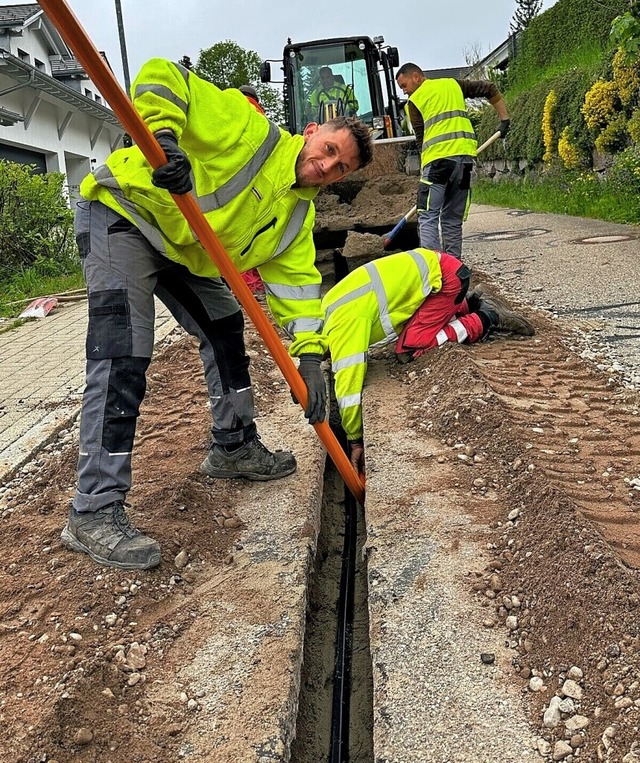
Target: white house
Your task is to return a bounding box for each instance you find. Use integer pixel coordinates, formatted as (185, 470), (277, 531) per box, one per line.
(0, 2), (124, 203)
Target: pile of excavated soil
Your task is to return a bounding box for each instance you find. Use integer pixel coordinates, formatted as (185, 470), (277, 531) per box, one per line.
(0, 320), (321, 763)
(315, 172), (416, 232)
(375, 280), (640, 762)
(341, 231), (386, 260)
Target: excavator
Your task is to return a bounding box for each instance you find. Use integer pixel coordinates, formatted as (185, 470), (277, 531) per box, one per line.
(260, 34), (404, 139)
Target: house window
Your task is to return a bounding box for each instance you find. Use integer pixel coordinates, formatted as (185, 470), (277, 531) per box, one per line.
(84, 88), (92, 98)
(94, 94), (102, 104)
(17, 49), (30, 63)
(34, 58), (46, 72)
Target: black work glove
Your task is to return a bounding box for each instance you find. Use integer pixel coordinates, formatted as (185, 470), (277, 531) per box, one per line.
(151, 132), (193, 195)
(297, 353), (326, 425)
(498, 119), (510, 139)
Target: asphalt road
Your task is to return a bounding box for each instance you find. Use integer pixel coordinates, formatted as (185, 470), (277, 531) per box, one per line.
(463, 203), (640, 386)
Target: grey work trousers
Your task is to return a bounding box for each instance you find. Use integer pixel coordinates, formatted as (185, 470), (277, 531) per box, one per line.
(416, 155), (474, 259)
(73, 201), (257, 512)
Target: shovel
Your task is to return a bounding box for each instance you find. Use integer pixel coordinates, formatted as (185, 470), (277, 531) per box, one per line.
(382, 129), (502, 249)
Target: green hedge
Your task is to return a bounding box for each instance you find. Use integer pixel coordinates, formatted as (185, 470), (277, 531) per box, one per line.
(473, 0), (630, 169)
(0, 160), (76, 282)
(475, 65), (599, 166)
(508, 0), (627, 90)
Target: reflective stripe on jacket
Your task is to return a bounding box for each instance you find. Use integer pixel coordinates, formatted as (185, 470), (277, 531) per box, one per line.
(409, 78), (477, 167)
(80, 58), (326, 356)
(321, 248), (443, 440)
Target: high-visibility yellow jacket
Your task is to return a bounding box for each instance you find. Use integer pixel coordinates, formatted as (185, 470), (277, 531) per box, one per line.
(409, 78), (477, 168)
(321, 248), (442, 441)
(80, 58), (326, 357)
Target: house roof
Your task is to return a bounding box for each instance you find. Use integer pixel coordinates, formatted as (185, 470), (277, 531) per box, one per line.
(0, 3), (40, 25)
(0, 49), (122, 127)
(423, 65), (471, 80)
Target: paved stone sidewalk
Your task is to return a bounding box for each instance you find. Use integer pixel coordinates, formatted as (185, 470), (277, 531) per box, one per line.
(0, 299), (177, 483)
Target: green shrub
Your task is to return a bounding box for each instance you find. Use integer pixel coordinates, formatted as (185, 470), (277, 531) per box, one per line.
(558, 126), (586, 168)
(475, 65), (596, 167)
(508, 0), (627, 91)
(582, 79), (620, 129)
(611, 47), (640, 107)
(628, 107), (640, 142)
(608, 143), (640, 197)
(0, 160), (77, 282)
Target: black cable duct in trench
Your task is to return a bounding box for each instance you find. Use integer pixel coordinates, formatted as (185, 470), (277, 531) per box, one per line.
(329, 474), (358, 763)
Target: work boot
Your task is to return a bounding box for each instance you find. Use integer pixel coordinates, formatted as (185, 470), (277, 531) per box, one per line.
(479, 293), (535, 336)
(200, 436), (297, 481)
(61, 501), (161, 570)
(396, 351), (414, 365)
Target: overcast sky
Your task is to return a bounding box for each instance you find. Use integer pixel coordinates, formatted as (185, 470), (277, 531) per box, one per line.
(63, 0), (559, 88)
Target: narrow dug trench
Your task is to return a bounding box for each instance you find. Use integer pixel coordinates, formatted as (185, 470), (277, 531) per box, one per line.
(290, 456), (373, 763)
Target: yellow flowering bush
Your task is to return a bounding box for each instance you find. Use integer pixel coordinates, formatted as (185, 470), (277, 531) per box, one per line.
(628, 107), (640, 144)
(611, 47), (640, 108)
(542, 90), (557, 163)
(557, 127), (582, 168)
(581, 80), (619, 129)
(594, 114), (628, 154)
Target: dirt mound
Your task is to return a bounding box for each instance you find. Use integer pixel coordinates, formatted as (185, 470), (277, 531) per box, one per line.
(341, 231), (386, 260)
(315, 172), (415, 232)
(0, 325), (319, 763)
(383, 284), (640, 760)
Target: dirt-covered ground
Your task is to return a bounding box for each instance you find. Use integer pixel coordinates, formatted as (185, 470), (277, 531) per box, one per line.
(1, 272), (640, 761)
(379, 284), (640, 762)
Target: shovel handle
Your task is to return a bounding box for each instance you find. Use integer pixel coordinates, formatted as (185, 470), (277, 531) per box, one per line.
(477, 130), (502, 154)
(383, 205), (417, 248)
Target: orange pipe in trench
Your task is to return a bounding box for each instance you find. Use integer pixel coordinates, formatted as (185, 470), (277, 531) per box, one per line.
(39, 0), (366, 505)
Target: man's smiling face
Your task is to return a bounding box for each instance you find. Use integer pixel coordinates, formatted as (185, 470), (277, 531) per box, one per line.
(295, 122), (360, 187)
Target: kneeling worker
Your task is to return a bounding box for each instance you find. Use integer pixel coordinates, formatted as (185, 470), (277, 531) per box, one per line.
(321, 248), (534, 473)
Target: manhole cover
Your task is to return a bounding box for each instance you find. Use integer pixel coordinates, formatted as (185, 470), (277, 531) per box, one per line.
(466, 228), (549, 242)
(571, 235), (637, 244)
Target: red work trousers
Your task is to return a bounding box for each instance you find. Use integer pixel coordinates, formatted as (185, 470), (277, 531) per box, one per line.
(395, 252), (484, 358)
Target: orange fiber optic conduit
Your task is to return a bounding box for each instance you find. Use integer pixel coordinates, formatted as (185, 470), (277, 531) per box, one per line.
(39, 0), (366, 505)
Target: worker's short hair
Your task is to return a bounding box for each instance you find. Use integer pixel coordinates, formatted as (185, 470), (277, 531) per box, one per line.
(319, 66), (333, 75)
(396, 62), (423, 79)
(323, 116), (374, 169)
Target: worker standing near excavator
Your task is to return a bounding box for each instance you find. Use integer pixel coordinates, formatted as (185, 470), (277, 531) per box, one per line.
(322, 248), (534, 473)
(395, 63), (510, 259)
(61, 57), (373, 571)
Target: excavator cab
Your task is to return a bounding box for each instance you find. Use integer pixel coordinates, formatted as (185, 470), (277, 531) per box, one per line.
(261, 36), (401, 139)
